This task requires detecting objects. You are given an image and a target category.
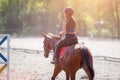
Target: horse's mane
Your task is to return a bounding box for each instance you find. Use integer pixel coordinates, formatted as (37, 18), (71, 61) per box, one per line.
(47, 33), (61, 40)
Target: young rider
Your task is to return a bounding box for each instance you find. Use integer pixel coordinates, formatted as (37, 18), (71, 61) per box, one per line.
(51, 7), (80, 64)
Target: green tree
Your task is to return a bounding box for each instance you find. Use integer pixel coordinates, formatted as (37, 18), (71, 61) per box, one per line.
(0, 0), (27, 34)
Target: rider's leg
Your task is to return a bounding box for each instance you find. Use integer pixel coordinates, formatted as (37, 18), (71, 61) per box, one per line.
(51, 39), (65, 64)
(51, 35), (78, 64)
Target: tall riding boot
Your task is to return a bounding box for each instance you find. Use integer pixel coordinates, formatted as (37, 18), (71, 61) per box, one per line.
(51, 50), (59, 64)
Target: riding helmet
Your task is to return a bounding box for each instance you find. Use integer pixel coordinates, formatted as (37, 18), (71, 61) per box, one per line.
(64, 7), (74, 15)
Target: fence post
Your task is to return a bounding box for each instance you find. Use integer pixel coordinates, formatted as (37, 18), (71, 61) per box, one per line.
(0, 34), (10, 80)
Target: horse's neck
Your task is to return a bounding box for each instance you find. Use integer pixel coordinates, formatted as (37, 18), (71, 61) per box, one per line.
(51, 39), (59, 51)
(48, 34), (60, 51)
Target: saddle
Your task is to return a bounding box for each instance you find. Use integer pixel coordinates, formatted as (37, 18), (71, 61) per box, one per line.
(59, 47), (68, 58)
(59, 37), (78, 58)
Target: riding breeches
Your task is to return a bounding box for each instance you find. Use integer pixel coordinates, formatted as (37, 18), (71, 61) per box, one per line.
(54, 34), (78, 59)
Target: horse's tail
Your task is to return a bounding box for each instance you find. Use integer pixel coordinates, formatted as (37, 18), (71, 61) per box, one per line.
(81, 47), (94, 79)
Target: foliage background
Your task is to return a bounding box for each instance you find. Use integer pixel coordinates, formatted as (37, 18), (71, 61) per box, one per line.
(0, 0), (120, 38)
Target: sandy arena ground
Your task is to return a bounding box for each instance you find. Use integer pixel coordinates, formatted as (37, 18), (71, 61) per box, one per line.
(0, 49), (120, 80)
(0, 37), (120, 80)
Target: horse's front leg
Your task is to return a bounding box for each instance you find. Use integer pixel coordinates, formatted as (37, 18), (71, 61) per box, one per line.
(65, 70), (70, 80)
(51, 64), (61, 80)
(69, 69), (77, 80)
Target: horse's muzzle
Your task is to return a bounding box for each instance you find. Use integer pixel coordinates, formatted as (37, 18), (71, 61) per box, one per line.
(44, 53), (49, 58)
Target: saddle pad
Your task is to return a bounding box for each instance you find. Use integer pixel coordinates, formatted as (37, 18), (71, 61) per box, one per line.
(59, 47), (68, 58)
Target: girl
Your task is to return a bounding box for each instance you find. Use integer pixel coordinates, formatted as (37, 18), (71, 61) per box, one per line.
(51, 7), (80, 64)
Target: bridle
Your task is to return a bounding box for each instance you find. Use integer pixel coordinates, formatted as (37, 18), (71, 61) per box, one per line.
(43, 33), (61, 57)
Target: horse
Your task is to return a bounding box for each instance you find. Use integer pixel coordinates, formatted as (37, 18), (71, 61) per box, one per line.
(42, 33), (94, 80)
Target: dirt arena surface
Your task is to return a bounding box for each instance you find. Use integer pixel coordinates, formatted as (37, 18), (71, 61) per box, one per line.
(0, 37), (120, 80)
(1, 49), (120, 80)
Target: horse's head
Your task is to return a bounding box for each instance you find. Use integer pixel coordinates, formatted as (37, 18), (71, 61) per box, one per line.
(42, 33), (60, 58)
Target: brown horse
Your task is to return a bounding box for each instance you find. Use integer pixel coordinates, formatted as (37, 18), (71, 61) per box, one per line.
(42, 33), (94, 80)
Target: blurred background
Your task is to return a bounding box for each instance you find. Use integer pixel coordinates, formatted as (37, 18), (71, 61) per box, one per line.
(0, 1), (120, 80)
(0, 0), (120, 39)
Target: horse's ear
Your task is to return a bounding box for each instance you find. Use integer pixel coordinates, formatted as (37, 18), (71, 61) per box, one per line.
(42, 33), (47, 38)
